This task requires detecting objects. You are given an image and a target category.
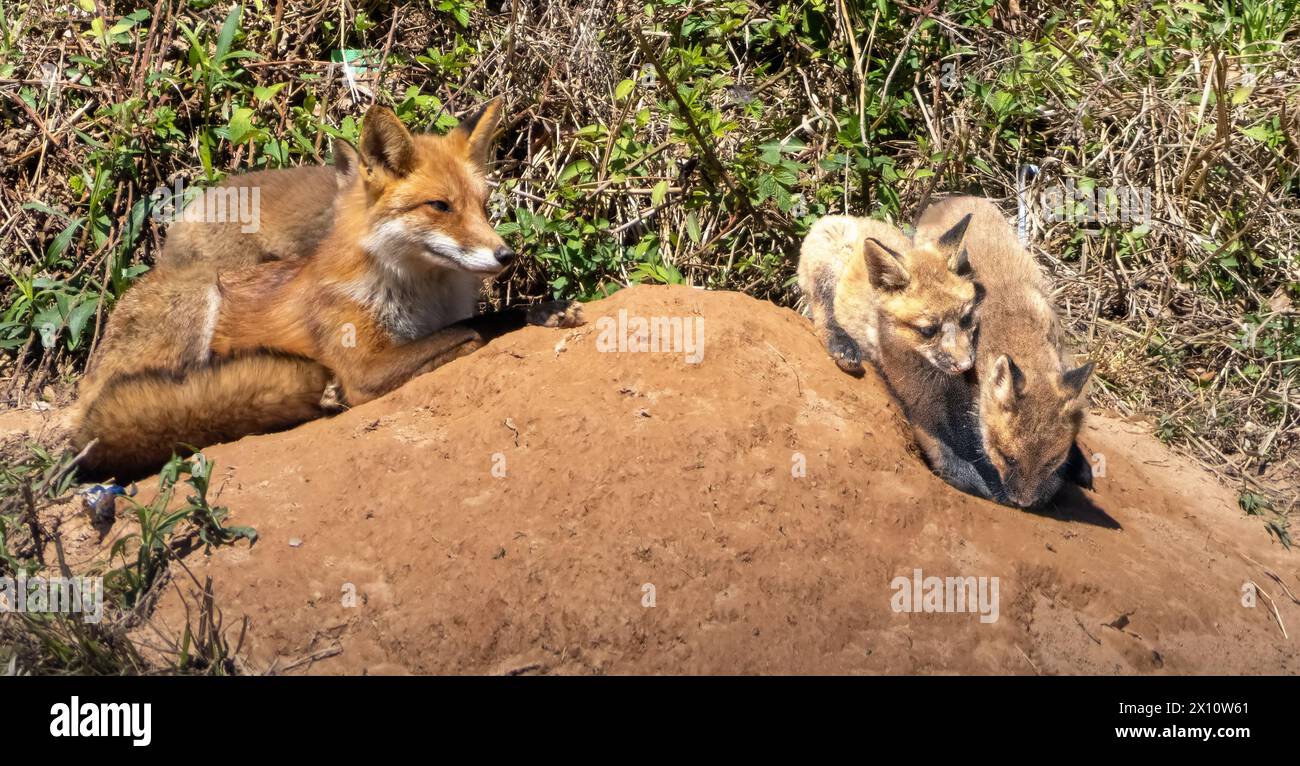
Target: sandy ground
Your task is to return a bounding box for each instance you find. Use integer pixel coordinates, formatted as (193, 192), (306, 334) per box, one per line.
(6, 285), (1297, 674)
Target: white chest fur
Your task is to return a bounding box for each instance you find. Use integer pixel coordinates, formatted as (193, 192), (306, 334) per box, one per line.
(346, 267), (485, 343)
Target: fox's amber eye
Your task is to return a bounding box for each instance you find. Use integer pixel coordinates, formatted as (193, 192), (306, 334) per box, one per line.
(916, 324), (939, 339)
(427, 200), (452, 213)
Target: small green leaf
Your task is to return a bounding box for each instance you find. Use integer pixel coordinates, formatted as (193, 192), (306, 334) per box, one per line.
(226, 107), (258, 144)
(216, 5), (242, 62)
(253, 82), (287, 102)
(651, 179), (669, 206)
(1240, 124), (1272, 142)
(66, 298), (99, 349)
(559, 160), (592, 183)
(46, 216), (85, 265)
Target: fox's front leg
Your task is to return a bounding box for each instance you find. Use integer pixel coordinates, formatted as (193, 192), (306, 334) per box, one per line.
(334, 301), (584, 405)
(911, 426), (997, 501)
(819, 323), (864, 374)
(807, 275), (867, 374)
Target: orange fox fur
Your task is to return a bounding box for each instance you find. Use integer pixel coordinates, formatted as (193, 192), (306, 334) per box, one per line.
(797, 214), (978, 376)
(74, 100), (580, 480)
(157, 154), (354, 271)
(798, 216), (996, 498)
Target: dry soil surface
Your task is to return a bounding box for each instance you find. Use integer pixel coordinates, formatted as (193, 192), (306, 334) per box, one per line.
(12, 285), (1299, 674)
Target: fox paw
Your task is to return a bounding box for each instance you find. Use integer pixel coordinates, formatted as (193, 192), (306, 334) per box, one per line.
(319, 380), (348, 414)
(527, 300), (585, 328)
(828, 332), (863, 373)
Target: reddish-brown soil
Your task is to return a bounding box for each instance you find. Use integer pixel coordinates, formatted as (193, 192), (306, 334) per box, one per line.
(11, 285), (1299, 674)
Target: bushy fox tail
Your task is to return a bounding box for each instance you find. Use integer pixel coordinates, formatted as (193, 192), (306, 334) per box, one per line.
(74, 354), (332, 482)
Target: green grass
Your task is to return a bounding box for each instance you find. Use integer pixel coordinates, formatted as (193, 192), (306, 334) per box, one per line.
(1, 451), (256, 675)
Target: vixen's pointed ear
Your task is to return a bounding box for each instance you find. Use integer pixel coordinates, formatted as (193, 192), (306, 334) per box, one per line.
(360, 106), (416, 178)
(332, 139), (360, 189)
(1061, 361), (1095, 399)
(990, 354), (1024, 407)
(455, 98), (502, 172)
(863, 237), (910, 291)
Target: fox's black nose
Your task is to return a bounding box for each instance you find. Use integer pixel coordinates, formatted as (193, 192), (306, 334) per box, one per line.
(494, 246), (516, 266)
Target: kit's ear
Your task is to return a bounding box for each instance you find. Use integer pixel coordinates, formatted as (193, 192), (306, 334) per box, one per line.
(1061, 361), (1096, 399)
(936, 212), (972, 251)
(991, 354), (1025, 408)
(936, 213), (974, 277)
(949, 246), (972, 278)
(864, 237), (910, 291)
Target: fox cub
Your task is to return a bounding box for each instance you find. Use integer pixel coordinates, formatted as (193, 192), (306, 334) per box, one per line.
(797, 213), (978, 375)
(798, 215), (996, 498)
(916, 196), (1094, 508)
(74, 100), (580, 480)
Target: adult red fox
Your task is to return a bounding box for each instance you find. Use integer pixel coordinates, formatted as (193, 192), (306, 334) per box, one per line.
(73, 100), (580, 480)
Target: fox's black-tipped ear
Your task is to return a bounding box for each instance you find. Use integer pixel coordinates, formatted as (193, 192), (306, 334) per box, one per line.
(863, 237), (910, 291)
(360, 106), (416, 178)
(991, 354), (1025, 407)
(950, 247), (972, 277)
(332, 139), (360, 188)
(1061, 361), (1095, 398)
(456, 97), (502, 171)
(937, 213), (973, 251)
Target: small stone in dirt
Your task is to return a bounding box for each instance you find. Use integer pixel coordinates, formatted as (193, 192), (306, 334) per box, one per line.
(289, 537), (303, 548)
(1105, 613), (1131, 631)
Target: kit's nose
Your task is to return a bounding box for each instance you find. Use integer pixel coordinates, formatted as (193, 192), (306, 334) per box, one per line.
(494, 246), (516, 266)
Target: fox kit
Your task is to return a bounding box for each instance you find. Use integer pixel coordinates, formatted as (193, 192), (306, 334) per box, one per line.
(799, 217), (995, 498)
(74, 100), (580, 480)
(916, 196), (1094, 508)
(798, 214), (978, 376)
(157, 149), (357, 271)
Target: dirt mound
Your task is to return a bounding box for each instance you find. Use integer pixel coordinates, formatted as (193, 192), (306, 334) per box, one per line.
(103, 285), (1300, 673)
